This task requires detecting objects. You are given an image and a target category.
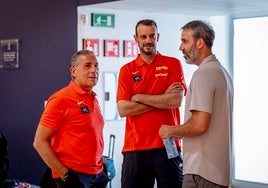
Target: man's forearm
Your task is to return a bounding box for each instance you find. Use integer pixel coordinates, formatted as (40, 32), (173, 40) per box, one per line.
(117, 100), (154, 117)
(131, 92), (183, 109)
(34, 139), (68, 178)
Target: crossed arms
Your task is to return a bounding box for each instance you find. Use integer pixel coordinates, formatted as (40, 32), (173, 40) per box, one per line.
(117, 82), (184, 117)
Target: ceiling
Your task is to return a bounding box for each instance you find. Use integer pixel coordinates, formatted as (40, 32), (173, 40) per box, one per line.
(86, 0), (268, 16)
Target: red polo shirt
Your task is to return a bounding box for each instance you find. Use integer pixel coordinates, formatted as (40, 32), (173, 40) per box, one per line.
(117, 52), (187, 152)
(39, 81), (104, 177)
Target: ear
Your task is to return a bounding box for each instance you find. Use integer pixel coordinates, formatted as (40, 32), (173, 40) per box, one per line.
(134, 35), (138, 43)
(196, 38), (205, 48)
(70, 66), (76, 78)
(157, 33), (160, 42)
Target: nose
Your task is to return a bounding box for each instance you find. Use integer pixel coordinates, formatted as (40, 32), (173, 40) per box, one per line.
(179, 43), (183, 51)
(146, 37), (153, 43)
(90, 66), (99, 76)
(94, 68), (99, 75)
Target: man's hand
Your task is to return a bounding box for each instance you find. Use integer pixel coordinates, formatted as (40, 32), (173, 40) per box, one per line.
(63, 170), (84, 188)
(165, 82), (184, 94)
(159, 124), (173, 139)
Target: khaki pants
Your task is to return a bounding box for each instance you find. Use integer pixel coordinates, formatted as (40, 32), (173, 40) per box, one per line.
(182, 174), (229, 188)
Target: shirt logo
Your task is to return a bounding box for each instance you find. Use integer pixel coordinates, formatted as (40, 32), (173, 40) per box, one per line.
(133, 75), (142, 82)
(80, 106), (89, 114)
(132, 71), (139, 74)
(77, 101), (84, 105)
(156, 66), (168, 70)
(155, 73), (168, 77)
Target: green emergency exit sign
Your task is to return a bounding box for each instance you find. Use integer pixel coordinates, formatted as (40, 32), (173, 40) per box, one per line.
(91, 13), (115, 28)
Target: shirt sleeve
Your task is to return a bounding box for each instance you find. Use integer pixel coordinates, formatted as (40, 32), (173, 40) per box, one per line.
(39, 95), (65, 130)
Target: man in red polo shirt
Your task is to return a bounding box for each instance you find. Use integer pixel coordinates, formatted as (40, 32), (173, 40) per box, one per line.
(33, 50), (109, 188)
(117, 19), (187, 188)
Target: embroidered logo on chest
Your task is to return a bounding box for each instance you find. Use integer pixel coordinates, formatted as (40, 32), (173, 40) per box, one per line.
(80, 106), (89, 114)
(133, 75), (142, 82)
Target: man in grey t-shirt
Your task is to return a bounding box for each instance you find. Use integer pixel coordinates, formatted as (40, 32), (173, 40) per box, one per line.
(159, 20), (233, 188)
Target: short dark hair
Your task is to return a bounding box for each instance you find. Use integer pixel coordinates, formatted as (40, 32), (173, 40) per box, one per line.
(135, 19), (158, 35)
(181, 20), (215, 49)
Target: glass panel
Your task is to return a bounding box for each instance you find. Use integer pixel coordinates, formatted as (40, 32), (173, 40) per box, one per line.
(233, 16), (268, 185)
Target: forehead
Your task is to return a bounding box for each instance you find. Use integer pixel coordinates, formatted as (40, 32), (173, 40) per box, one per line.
(137, 24), (157, 35)
(78, 54), (97, 64)
(181, 29), (194, 39)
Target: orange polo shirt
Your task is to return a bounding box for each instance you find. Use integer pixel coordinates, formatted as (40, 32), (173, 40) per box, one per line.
(117, 52), (187, 152)
(39, 81), (104, 177)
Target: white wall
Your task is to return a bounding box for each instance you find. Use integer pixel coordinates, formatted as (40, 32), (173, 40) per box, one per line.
(211, 15), (232, 75)
(77, 6), (230, 188)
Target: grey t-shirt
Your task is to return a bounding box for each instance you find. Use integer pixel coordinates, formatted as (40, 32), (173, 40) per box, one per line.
(183, 54), (233, 186)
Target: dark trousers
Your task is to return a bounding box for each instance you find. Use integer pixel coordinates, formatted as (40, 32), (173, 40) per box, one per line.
(121, 148), (183, 188)
(55, 170), (109, 188)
